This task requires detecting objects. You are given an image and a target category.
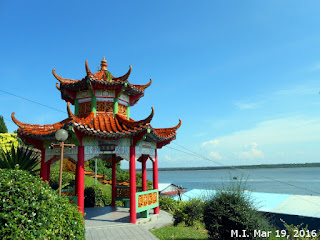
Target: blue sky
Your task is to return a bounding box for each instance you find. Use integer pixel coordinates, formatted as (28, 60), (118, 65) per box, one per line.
(1, 1), (320, 168)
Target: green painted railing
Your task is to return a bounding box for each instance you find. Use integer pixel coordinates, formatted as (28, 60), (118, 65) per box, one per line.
(135, 189), (159, 214)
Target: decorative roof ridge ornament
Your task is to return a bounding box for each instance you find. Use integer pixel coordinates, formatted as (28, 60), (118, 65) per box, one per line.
(113, 65), (132, 82)
(101, 56), (108, 71)
(152, 119), (182, 131)
(66, 102), (94, 125)
(132, 78), (152, 90)
(56, 83), (61, 91)
(85, 60), (93, 76)
(11, 112), (69, 130)
(52, 69), (82, 84)
(116, 107), (154, 128)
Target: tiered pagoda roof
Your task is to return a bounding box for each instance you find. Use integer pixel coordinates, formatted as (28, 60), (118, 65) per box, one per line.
(54, 57), (152, 106)
(12, 58), (181, 148)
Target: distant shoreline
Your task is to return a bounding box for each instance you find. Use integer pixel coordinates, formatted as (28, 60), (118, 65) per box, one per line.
(144, 162), (320, 171)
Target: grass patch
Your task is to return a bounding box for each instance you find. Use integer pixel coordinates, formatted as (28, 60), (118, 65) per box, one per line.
(151, 222), (208, 240)
(84, 174), (111, 192)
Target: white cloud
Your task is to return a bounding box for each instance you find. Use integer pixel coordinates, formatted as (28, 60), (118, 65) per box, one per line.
(209, 152), (223, 160)
(211, 116), (320, 146)
(238, 144), (264, 160)
(201, 116), (320, 164)
(202, 139), (219, 147)
(164, 155), (177, 162)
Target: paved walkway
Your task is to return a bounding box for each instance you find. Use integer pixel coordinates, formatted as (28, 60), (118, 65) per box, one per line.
(85, 207), (173, 240)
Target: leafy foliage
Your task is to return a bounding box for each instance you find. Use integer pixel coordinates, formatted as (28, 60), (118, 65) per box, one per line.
(271, 220), (319, 240)
(173, 199), (204, 227)
(0, 133), (20, 152)
(0, 116), (8, 133)
(63, 159), (77, 173)
(49, 169), (75, 190)
(0, 145), (40, 174)
(89, 158), (113, 179)
(0, 169), (85, 239)
(203, 183), (271, 240)
(159, 197), (179, 214)
(84, 185), (111, 207)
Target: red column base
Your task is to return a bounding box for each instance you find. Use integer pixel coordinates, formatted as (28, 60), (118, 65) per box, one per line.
(154, 206), (160, 214)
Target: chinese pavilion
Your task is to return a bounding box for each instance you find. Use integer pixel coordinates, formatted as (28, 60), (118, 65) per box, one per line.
(12, 57), (181, 223)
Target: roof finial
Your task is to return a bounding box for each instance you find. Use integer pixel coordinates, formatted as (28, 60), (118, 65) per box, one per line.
(101, 56), (107, 71)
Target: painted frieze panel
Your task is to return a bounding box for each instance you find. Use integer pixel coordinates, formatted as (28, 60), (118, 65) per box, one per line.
(136, 141), (156, 160)
(78, 98), (91, 103)
(118, 94), (129, 105)
(95, 90), (115, 98)
(84, 145), (100, 161)
(45, 146), (78, 163)
(96, 97), (114, 103)
(81, 137), (131, 161)
(115, 138), (130, 161)
(76, 90), (91, 99)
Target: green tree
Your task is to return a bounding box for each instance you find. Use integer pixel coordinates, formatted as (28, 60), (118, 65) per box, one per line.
(0, 115), (8, 133)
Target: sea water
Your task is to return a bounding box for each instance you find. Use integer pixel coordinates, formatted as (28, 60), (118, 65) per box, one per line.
(146, 167), (320, 196)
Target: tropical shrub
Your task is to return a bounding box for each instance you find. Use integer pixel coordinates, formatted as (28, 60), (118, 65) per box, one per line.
(203, 185), (271, 240)
(84, 185), (111, 207)
(0, 169), (85, 239)
(0, 145), (40, 174)
(159, 197), (179, 213)
(173, 198), (204, 226)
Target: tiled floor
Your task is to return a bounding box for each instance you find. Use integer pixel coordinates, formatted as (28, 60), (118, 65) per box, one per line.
(85, 207), (173, 240)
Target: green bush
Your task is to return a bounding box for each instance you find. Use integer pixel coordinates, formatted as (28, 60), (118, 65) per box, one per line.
(173, 199), (204, 227)
(49, 169), (75, 190)
(203, 184), (271, 240)
(84, 185), (111, 207)
(0, 169), (84, 239)
(159, 197), (179, 213)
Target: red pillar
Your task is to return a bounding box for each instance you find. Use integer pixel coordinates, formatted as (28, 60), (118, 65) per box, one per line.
(111, 154), (117, 207)
(40, 149), (47, 181)
(153, 149), (159, 214)
(142, 157), (147, 191)
(75, 161), (79, 194)
(76, 146), (85, 215)
(129, 146), (136, 223)
(46, 160), (51, 183)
